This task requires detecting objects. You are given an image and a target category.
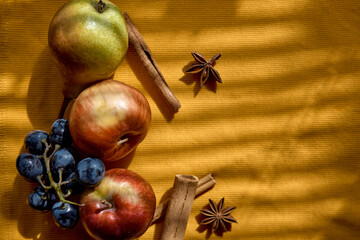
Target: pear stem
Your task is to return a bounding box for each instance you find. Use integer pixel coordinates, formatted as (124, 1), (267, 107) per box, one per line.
(95, 0), (106, 13)
(58, 97), (72, 119)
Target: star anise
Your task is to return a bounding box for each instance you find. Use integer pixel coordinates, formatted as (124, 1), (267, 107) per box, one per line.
(200, 198), (237, 231)
(184, 52), (222, 87)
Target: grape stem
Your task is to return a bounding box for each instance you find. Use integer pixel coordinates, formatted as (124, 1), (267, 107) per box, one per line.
(60, 177), (76, 185)
(36, 176), (51, 190)
(41, 140), (83, 206)
(63, 189), (72, 198)
(57, 169), (63, 184)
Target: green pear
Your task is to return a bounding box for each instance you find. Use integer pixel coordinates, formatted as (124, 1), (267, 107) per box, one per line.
(48, 0), (128, 102)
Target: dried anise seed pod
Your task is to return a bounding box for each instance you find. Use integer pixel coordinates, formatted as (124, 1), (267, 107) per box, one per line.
(200, 198), (237, 231)
(184, 52), (222, 87)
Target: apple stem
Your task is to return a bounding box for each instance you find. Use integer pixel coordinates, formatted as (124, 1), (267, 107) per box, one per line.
(100, 199), (113, 209)
(117, 137), (129, 145)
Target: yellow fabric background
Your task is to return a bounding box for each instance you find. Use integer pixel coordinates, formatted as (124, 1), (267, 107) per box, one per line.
(1, 0), (360, 239)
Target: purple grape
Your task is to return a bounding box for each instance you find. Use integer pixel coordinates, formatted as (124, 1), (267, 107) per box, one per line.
(28, 186), (56, 211)
(76, 157), (105, 187)
(51, 148), (75, 179)
(49, 119), (72, 146)
(24, 130), (49, 155)
(16, 153), (43, 182)
(52, 202), (79, 229)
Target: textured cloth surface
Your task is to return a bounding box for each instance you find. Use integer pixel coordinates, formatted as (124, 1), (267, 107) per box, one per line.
(1, 0), (360, 239)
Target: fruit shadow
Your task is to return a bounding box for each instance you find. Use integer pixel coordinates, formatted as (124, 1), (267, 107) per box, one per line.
(126, 44), (176, 122)
(103, 148), (136, 170)
(27, 47), (68, 131)
(2, 173), (92, 240)
(180, 61), (218, 97)
(9, 145), (91, 239)
(11, 175), (54, 239)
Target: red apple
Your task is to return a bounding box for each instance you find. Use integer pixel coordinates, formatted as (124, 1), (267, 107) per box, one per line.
(80, 168), (156, 240)
(69, 79), (151, 161)
(48, 0), (128, 99)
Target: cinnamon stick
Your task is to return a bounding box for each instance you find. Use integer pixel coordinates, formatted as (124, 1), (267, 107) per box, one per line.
(151, 174), (216, 225)
(123, 12), (181, 113)
(161, 175), (199, 240)
(195, 174), (217, 196)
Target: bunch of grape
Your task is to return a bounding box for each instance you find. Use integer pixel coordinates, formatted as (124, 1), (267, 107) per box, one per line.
(16, 119), (106, 229)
